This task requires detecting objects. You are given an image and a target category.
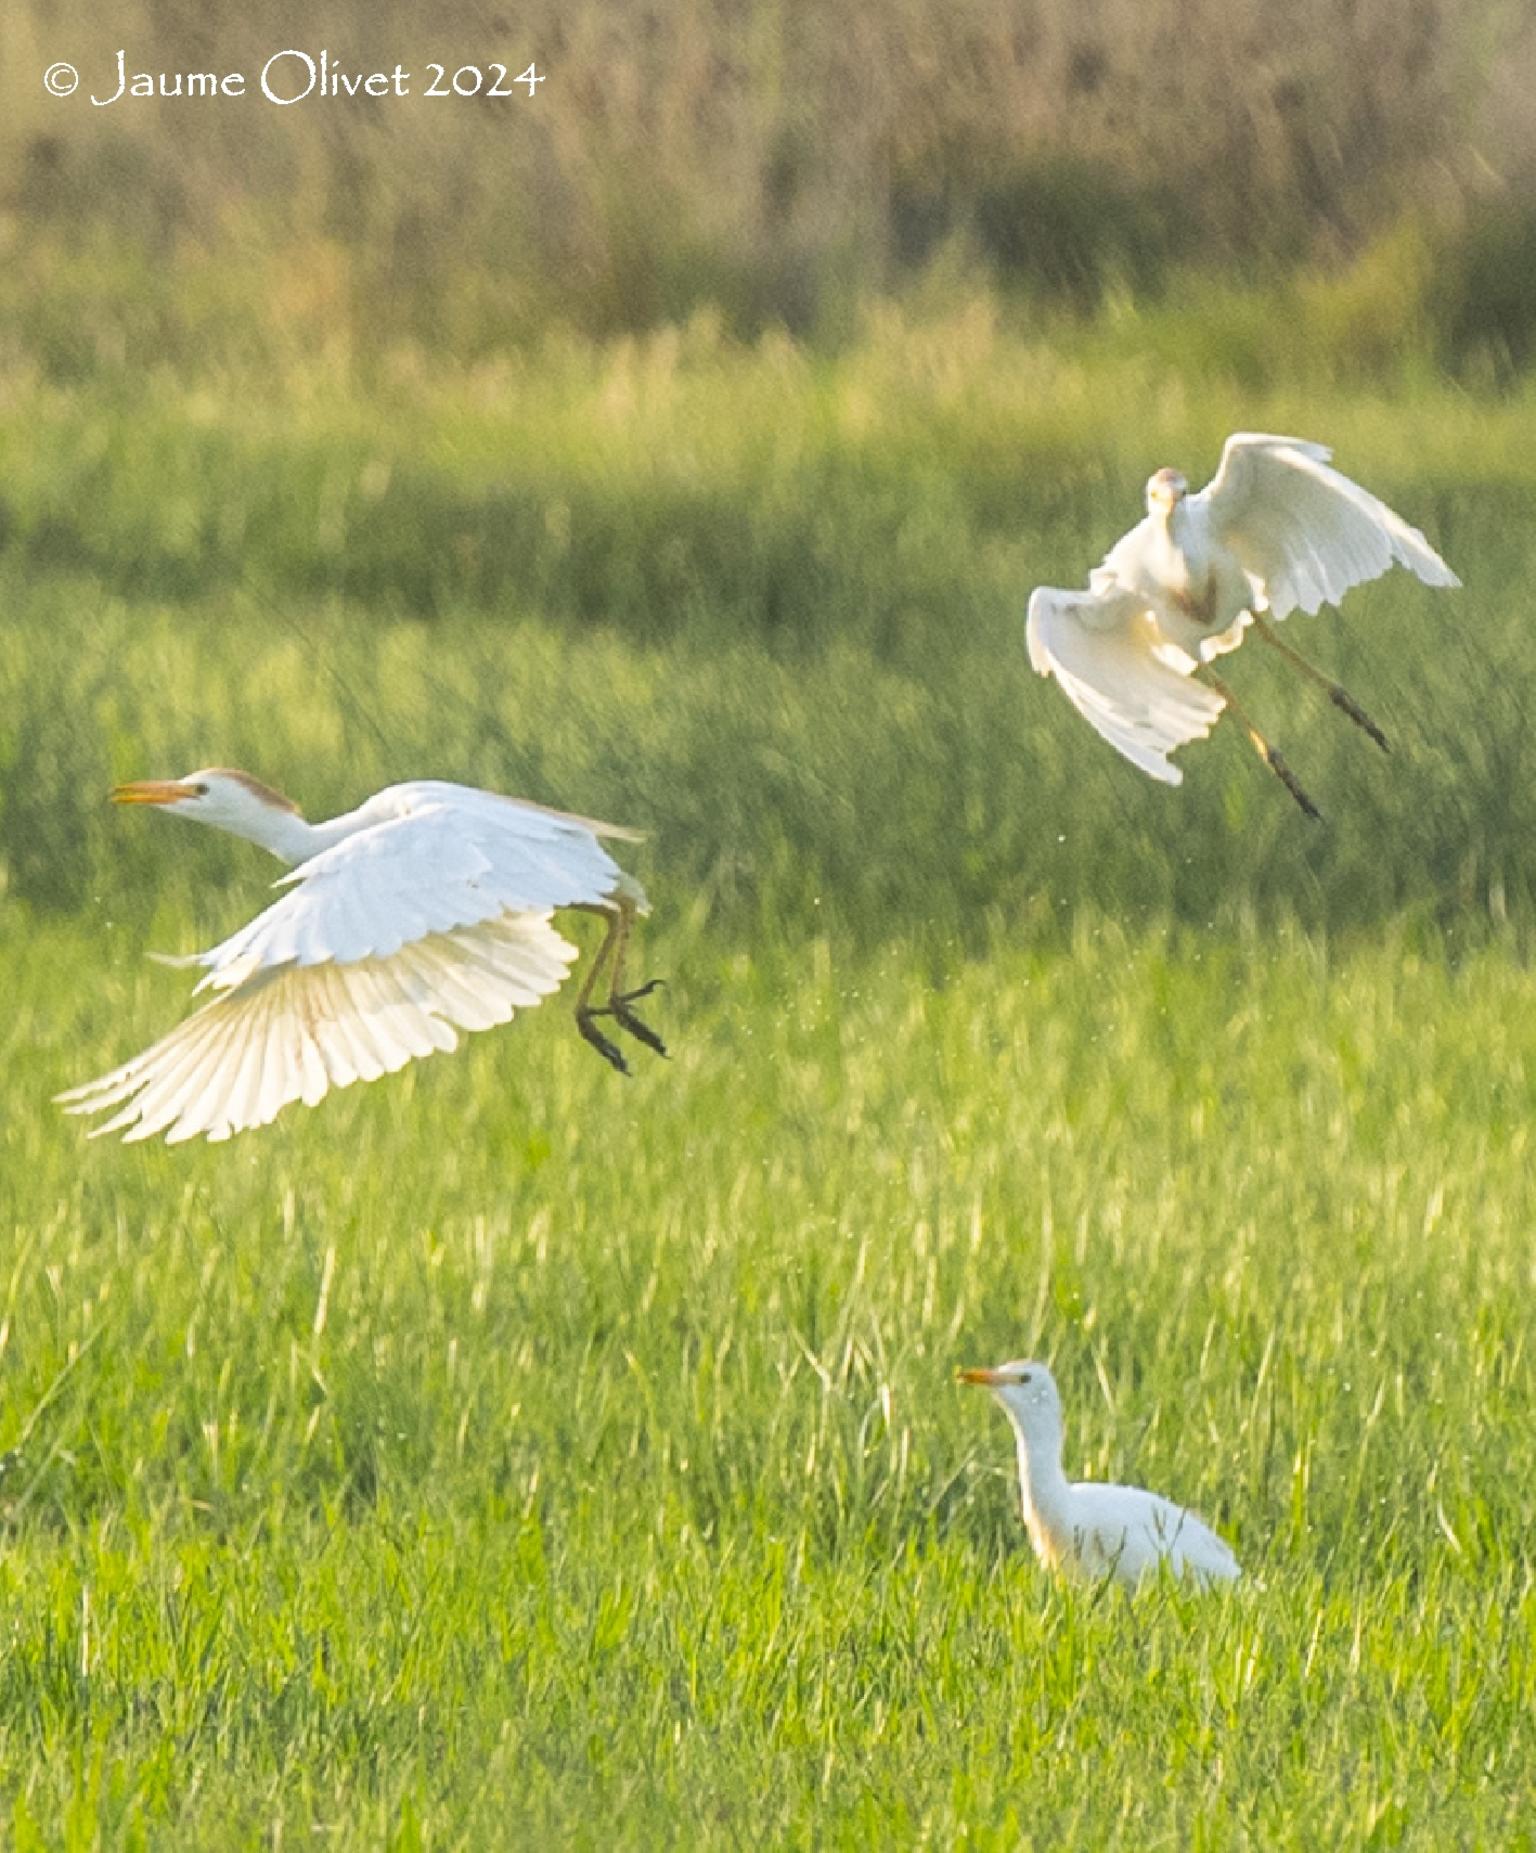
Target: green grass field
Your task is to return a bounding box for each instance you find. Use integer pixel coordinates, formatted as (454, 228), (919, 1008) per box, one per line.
(2, 321), (1536, 1845)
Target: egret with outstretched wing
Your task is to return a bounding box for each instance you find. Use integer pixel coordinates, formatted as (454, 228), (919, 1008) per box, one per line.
(59, 769), (664, 1144)
(1027, 434), (1459, 816)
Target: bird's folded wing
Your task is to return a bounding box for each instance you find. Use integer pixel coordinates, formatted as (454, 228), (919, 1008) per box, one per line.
(1194, 432), (1459, 620)
(1078, 1484), (1241, 1584)
(55, 912), (579, 1143)
(1145, 1496), (1241, 1575)
(197, 800), (625, 992)
(1026, 584), (1227, 783)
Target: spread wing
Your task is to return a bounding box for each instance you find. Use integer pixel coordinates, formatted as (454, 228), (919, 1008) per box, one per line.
(1193, 433), (1459, 620)
(1026, 582), (1227, 784)
(58, 800), (631, 1144)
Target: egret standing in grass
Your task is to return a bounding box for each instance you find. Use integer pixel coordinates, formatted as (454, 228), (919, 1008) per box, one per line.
(1025, 433), (1459, 817)
(59, 769), (665, 1144)
(959, 1360), (1241, 1589)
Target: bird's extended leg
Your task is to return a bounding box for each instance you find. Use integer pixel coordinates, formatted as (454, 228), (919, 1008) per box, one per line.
(573, 908), (630, 1075)
(590, 898), (667, 1059)
(570, 899), (667, 1071)
(1200, 669), (1324, 822)
(1254, 616), (1389, 753)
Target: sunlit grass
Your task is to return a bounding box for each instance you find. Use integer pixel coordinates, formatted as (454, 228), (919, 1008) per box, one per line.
(1, 322), (1535, 1841)
(4, 911), (1536, 1843)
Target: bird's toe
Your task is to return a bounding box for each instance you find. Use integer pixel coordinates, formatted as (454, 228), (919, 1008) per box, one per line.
(576, 1010), (632, 1076)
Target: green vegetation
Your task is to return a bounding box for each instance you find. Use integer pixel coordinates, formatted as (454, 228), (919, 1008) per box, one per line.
(6, 910), (1536, 1843)
(7, 0), (1534, 350)
(4, 2), (1536, 1841)
(3, 317), (1535, 943)
(0, 327), (1533, 1841)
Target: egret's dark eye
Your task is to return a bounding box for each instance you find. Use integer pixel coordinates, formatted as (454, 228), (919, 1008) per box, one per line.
(1018, 1371), (1033, 1385)
(191, 783), (209, 795)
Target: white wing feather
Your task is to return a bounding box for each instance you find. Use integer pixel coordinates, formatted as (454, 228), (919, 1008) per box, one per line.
(198, 800), (627, 988)
(1026, 583), (1227, 784)
(59, 792), (633, 1142)
(1194, 432), (1459, 620)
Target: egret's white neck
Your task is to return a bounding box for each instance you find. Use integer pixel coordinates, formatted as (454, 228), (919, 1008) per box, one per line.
(1008, 1407), (1073, 1535)
(220, 806), (354, 867)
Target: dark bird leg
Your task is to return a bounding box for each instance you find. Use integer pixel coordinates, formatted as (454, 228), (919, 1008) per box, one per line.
(1200, 669), (1325, 822)
(1255, 616), (1389, 753)
(574, 898), (667, 1066)
(573, 908), (631, 1075)
(598, 899), (668, 1058)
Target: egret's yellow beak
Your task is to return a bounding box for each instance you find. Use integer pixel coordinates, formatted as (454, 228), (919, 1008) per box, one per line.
(956, 1366), (1005, 1386)
(111, 780), (197, 806)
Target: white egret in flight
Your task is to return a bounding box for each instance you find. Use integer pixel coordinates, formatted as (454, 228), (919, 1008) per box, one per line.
(58, 769), (664, 1144)
(1026, 434), (1459, 817)
(959, 1360), (1242, 1589)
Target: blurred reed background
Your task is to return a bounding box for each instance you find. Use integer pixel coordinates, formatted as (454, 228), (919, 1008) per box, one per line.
(1, 0), (1533, 366)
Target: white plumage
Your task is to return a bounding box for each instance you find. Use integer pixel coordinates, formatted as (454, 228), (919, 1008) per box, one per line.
(1026, 582), (1228, 783)
(960, 1360), (1241, 1590)
(58, 769), (664, 1144)
(1026, 434), (1459, 796)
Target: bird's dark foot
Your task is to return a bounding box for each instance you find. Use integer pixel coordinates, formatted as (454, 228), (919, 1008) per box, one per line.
(601, 979), (668, 1058)
(1329, 686), (1390, 754)
(582, 980), (667, 1061)
(1266, 748), (1324, 823)
(576, 1007), (631, 1076)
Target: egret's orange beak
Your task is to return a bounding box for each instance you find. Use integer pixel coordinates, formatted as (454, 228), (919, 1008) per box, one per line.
(111, 780), (197, 806)
(956, 1366), (1005, 1386)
